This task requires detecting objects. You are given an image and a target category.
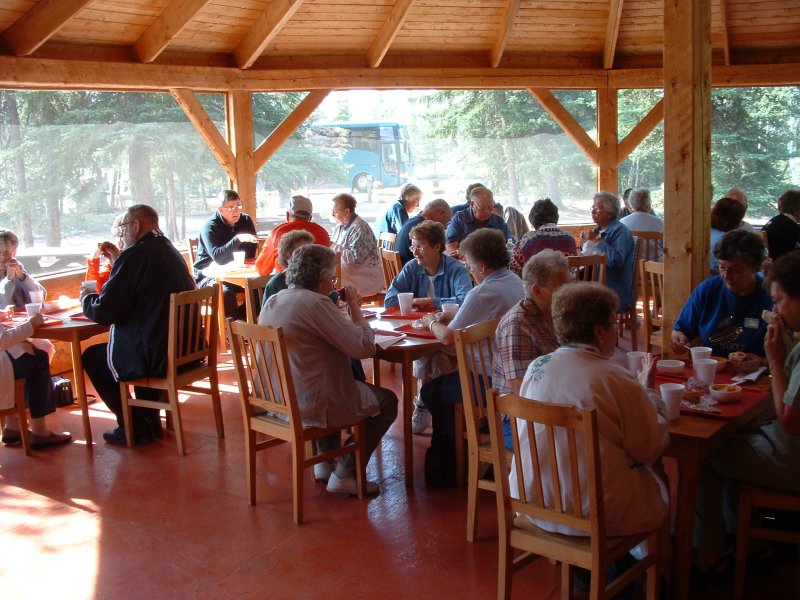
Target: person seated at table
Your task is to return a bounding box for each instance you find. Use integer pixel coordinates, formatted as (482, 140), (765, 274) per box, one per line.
(692, 250), (800, 583)
(580, 191), (636, 313)
(330, 193), (385, 297)
(396, 199), (452, 265)
(763, 189), (800, 261)
(261, 229), (316, 306)
(671, 229), (772, 368)
(377, 182), (422, 235)
(445, 185), (513, 256)
(710, 196), (747, 275)
(417, 229), (524, 484)
(85, 212), (126, 292)
(194, 189), (258, 320)
(510, 198), (577, 276)
(502, 205), (530, 241)
(725, 186), (757, 234)
(620, 187), (664, 262)
(0, 310), (71, 449)
(260, 244), (398, 495)
(515, 281), (669, 541)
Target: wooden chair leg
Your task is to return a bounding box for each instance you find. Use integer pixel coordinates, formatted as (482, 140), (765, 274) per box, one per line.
(167, 385), (185, 456)
(455, 403), (466, 487)
(561, 562), (572, 600)
(245, 429), (257, 506)
(734, 487), (753, 599)
(14, 380), (31, 456)
(498, 530), (513, 600)
(353, 423), (367, 500)
(292, 441), (304, 525)
(208, 372), (225, 438)
(466, 451), (480, 542)
(120, 382), (135, 447)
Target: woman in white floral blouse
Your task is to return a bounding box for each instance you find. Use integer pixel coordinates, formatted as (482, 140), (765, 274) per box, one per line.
(330, 193), (385, 295)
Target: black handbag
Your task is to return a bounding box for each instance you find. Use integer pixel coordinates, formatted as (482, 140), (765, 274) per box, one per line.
(51, 376), (74, 407)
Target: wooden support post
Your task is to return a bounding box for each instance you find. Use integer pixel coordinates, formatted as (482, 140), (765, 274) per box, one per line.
(225, 91), (257, 228)
(597, 87), (618, 193)
(662, 0), (712, 365)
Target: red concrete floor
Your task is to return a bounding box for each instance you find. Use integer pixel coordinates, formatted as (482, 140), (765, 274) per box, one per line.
(1, 348), (798, 599)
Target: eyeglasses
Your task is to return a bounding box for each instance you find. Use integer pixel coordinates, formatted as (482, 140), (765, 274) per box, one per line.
(591, 206), (606, 213)
(718, 263), (746, 276)
(409, 243), (429, 253)
(330, 277), (339, 287)
(220, 205), (243, 213)
(117, 220), (135, 232)
(473, 202), (495, 212)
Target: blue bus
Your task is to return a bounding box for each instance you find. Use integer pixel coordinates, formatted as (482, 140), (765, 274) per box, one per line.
(311, 122), (414, 192)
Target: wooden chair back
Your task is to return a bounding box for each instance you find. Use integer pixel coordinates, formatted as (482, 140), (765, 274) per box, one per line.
(377, 231), (397, 251)
(640, 260), (665, 353)
(0, 380), (30, 455)
(632, 230), (663, 264)
(186, 236), (199, 275)
(567, 253), (607, 284)
(244, 275), (270, 323)
(453, 318), (500, 541)
(379, 248), (403, 289)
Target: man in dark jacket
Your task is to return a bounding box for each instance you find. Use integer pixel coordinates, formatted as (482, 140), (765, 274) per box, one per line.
(194, 189), (257, 319)
(82, 204), (196, 445)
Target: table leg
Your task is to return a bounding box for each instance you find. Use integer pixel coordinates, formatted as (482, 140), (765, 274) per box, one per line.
(217, 284), (228, 352)
(68, 331), (93, 446)
(372, 357), (381, 387)
(401, 359), (414, 487)
(673, 456), (700, 600)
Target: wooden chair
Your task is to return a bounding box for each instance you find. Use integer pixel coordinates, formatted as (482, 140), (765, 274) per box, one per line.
(227, 319), (367, 524)
(379, 248), (402, 290)
(453, 318), (501, 542)
(623, 231), (663, 350)
(377, 231), (397, 251)
(487, 389), (663, 600)
(735, 483), (800, 599)
(566, 253), (607, 284)
(0, 380), (31, 455)
(244, 275), (270, 323)
(185, 236), (199, 275)
(119, 286), (224, 456)
(640, 260), (665, 353)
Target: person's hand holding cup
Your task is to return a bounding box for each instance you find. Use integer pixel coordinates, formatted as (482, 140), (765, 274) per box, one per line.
(80, 280), (97, 299)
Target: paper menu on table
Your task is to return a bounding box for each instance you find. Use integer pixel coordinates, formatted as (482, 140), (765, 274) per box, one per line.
(374, 330), (406, 349)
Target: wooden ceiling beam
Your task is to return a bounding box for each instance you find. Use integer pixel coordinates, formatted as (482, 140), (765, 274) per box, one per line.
(367, 0), (416, 68)
(234, 0), (306, 70)
(604, 0), (625, 70)
(529, 88), (600, 165)
(718, 0), (731, 66)
(170, 88), (237, 180)
(2, 0), (92, 56)
(253, 89), (330, 171)
(491, 0), (521, 68)
(134, 0), (213, 64)
(617, 97), (664, 164)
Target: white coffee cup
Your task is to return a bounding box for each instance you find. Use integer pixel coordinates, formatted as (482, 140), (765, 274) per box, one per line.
(694, 358), (718, 386)
(660, 382), (684, 422)
(441, 302), (458, 320)
(81, 280), (97, 294)
(29, 290), (44, 303)
(25, 302), (41, 317)
(232, 251), (246, 267)
(690, 346), (713, 362)
(397, 292), (414, 316)
(627, 351), (646, 375)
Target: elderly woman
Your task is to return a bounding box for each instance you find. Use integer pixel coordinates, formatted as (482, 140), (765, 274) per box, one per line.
(384, 220), (472, 310)
(672, 229), (772, 367)
(514, 282), (669, 539)
(710, 196), (747, 275)
(510, 198), (577, 276)
(378, 182), (422, 235)
(416, 229), (525, 483)
(620, 188), (664, 261)
(260, 244), (398, 495)
(0, 310), (71, 448)
(261, 229), (315, 304)
(580, 191), (636, 312)
(693, 250), (800, 581)
(330, 193), (385, 296)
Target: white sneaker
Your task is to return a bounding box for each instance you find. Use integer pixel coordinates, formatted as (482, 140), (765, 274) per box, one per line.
(326, 472), (379, 496)
(313, 460), (335, 483)
(411, 404), (432, 434)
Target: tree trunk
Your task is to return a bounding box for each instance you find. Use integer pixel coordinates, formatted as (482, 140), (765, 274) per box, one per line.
(501, 139), (520, 206)
(45, 191), (62, 246)
(545, 168), (563, 208)
(3, 91), (33, 245)
(165, 168), (177, 239)
(129, 134), (154, 203)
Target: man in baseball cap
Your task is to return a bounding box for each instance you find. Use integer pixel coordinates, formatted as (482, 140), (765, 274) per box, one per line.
(255, 195), (332, 276)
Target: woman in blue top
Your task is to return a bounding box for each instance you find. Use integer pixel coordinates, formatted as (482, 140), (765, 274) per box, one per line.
(384, 220), (472, 310)
(672, 229), (771, 369)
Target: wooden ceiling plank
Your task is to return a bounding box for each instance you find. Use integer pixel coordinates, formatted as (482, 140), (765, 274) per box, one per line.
(2, 0), (93, 56)
(253, 88), (329, 171)
(170, 87), (237, 180)
(367, 0), (416, 69)
(617, 96), (663, 163)
(528, 87), (600, 164)
(134, 0), (214, 64)
(234, 0), (306, 70)
(604, 0), (624, 69)
(718, 0), (731, 66)
(491, 0), (521, 68)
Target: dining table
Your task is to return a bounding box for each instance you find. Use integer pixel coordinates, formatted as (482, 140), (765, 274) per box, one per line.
(369, 306), (444, 486)
(659, 360), (771, 600)
(201, 260), (261, 351)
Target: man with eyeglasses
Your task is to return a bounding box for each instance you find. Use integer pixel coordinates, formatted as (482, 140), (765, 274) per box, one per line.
(444, 186), (513, 256)
(194, 189), (258, 319)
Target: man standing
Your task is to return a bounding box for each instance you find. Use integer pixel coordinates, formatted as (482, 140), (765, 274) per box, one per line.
(194, 189), (258, 319)
(395, 199), (453, 264)
(254, 195), (330, 276)
(445, 186), (513, 255)
(82, 204), (195, 444)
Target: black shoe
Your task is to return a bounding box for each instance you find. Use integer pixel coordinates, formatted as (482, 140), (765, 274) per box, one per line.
(102, 426), (154, 445)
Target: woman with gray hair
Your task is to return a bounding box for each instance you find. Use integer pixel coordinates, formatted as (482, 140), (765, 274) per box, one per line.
(260, 244), (398, 495)
(330, 193), (384, 295)
(515, 282), (669, 542)
(261, 229), (315, 304)
(580, 191), (636, 312)
(510, 198), (577, 276)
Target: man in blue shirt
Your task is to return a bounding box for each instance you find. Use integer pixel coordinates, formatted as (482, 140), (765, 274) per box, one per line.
(396, 199), (452, 264)
(445, 186), (513, 255)
(377, 183), (422, 235)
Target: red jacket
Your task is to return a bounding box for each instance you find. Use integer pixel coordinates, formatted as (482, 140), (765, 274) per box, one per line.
(255, 221), (331, 275)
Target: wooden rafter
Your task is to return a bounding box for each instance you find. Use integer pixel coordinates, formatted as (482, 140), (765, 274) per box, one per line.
(718, 0), (731, 66)
(604, 0), (625, 70)
(170, 88), (237, 180)
(253, 89), (330, 171)
(234, 0), (306, 70)
(2, 0), (92, 56)
(491, 0), (520, 68)
(617, 97), (664, 164)
(134, 0), (213, 64)
(367, 0), (416, 69)
(529, 88), (599, 165)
